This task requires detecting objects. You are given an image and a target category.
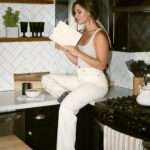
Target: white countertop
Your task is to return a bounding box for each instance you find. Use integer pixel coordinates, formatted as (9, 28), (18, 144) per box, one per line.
(0, 89), (59, 113)
(0, 86), (133, 113)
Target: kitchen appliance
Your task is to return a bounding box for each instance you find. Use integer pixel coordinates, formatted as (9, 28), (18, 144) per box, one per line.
(95, 95), (150, 149)
(137, 85), (150, 106)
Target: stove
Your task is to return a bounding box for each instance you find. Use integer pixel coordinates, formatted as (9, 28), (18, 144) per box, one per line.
(95, 95), (150, 142)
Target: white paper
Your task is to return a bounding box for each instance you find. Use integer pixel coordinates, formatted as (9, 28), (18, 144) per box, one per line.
(49, 21), (82, 46)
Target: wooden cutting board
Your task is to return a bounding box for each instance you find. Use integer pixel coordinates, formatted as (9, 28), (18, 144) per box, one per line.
(14, 72), (49, 91)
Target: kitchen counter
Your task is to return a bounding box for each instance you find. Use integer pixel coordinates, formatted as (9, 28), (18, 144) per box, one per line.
(0, 86), (133, 113)
(0, 89), (59, 113)
(102, 85), (133, 99)
(90, 85), (133, 105)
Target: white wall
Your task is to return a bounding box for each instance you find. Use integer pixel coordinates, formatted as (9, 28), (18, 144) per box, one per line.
(110, 51), (150, 89)
(0, 2), (150, 91)
(0, 3), (76, 91)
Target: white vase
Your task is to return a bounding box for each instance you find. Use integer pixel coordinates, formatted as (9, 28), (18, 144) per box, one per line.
(6, 27), (19, 38)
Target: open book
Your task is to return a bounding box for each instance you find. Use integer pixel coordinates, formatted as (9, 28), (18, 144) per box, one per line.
(49, 21), (82, 46)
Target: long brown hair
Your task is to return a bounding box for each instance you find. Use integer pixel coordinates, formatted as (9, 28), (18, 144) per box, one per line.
(72, 0), (99, 20)
(72, 0), (111, 47)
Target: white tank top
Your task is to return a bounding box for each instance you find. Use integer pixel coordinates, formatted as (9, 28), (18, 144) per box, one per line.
(77, 28), (102, 68)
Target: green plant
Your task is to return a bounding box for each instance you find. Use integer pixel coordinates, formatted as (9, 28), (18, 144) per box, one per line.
(2, 7), (19, 27)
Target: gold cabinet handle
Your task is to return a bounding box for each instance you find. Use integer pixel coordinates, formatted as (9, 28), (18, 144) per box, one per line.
(28, 131), (32, 136)
(35, 114), (45, 120)
(122, 46), (127, 50)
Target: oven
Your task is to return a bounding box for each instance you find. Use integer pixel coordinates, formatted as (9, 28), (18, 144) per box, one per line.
(94, 95), (150, 150)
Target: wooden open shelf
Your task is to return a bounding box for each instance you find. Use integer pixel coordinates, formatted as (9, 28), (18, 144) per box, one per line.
(0, 37), (51, 42)
(0, 0), (53, 4)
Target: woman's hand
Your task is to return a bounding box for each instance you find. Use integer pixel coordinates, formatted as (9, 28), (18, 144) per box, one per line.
(63, 45), (80, 57)
(55, 43), (65, 51)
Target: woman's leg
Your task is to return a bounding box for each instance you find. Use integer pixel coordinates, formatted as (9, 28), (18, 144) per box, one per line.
(57, 83), (108, 150)
(41, 74), (79, 98)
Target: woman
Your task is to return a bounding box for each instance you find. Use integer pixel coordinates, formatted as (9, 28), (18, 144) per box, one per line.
(42, 0), (110, 149)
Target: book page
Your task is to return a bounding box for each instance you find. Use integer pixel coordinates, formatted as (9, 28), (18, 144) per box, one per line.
(49, 21), (82, 46)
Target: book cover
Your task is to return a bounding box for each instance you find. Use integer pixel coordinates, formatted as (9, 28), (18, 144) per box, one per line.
(49, 21), (82, 46)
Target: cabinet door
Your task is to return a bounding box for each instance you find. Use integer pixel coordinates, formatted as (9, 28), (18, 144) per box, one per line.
(25, 105), (59, 150)
(128, 12), (150, 52)
(112, 0), (150, 52)
(113, 12), (128, 51)
(76, 105), (95, 150)
(91, 119), (103, 150)
(0, 111), (25, 141)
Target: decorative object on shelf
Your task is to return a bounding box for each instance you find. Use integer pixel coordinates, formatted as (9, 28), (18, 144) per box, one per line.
(38, 22), (44, 37)
(34, 22), (39, 37)
(2, 7), (19, 38)
(29, 22), (45, 37)
(20, 22), (28, 37)
(29, 22), (34, 37)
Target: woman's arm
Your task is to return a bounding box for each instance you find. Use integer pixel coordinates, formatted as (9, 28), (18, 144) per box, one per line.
(94, 31), (109, 70)
(64, 50), (78, 65)
(55, 43), (78, 65)
(64, 31), (109, 70)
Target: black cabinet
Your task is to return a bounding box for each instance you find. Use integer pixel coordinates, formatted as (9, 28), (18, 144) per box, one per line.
(113, 11), (150, 52)
(98, 0), (150, 52)
(76, 104), (104, 150)
(112, 0), (150, 52)
(24, 104), (99, 150)
(92, 119), (103, 150)
(76, 105), (96, 150)
(0, 105), (59, 150)
(0, 104), (100, 150)
(0, 111), (25, 141)
(25, 104), (97, 150)
(25, 105), (59, 150)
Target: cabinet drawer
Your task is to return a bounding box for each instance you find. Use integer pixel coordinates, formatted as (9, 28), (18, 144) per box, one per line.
(25, 105), (59, 128)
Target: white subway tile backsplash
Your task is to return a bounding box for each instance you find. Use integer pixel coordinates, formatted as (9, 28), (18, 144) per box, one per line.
(110, 51), (150, 90)
(1, 3), (149, 91)
(0, 3), (77, 91)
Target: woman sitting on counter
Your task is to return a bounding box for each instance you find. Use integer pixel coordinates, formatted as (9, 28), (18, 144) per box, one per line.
(42, 0), (110, 149)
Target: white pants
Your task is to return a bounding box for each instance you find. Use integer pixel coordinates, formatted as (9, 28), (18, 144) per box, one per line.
(41, 67), (108, 150)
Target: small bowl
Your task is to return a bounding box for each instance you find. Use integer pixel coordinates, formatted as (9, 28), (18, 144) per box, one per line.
(25, 88), (41, 98)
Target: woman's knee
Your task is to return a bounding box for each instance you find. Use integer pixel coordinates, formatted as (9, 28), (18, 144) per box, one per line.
(59, 100), (74, 112)
(41, 74), (52, 87)
(59, 99), (79, 115)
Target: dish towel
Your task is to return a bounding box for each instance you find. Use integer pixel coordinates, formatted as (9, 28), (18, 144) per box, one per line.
(104, 126), (143, 150)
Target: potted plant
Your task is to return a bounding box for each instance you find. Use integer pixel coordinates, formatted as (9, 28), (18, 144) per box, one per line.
(2, 7), (19, 38)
